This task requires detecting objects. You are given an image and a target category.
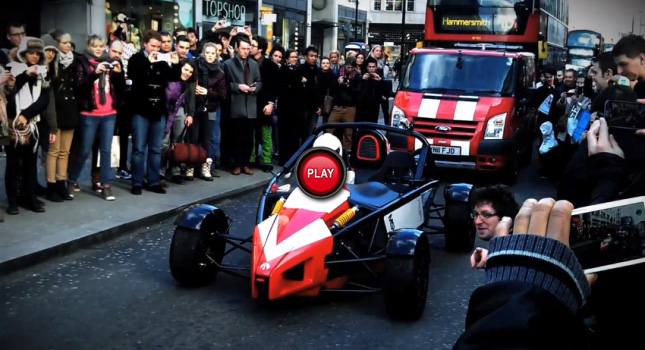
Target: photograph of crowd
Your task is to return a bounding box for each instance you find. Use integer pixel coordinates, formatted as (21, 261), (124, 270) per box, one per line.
(570, 201), (645, 270)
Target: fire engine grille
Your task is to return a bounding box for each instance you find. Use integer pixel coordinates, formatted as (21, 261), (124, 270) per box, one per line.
(412, 118), (479, 141)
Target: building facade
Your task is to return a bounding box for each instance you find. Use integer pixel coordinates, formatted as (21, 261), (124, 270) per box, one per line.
(368, 0), (425, 61)
(2, 0), (308, 56)
(311, 0), (369, 56)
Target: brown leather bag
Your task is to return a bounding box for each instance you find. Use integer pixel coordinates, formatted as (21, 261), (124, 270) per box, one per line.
(165, 127), (207, 164)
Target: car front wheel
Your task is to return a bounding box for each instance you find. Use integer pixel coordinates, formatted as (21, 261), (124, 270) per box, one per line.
(383, 235), (431, 321)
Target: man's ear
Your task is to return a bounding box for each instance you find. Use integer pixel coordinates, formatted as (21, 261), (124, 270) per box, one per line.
(605, 68), (614, 79)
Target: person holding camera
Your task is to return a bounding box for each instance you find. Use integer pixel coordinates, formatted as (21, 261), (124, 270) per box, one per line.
(67, 36), (125, 201)
(128, 30), (181, 195)
(356, 57), (386, 124)
(326, 56), (361, 151)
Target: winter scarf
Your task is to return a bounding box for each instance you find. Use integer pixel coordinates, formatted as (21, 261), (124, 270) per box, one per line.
(84, 50), (110, 105)
(196, 56), (221, 88)
(59, 51), (74, 69)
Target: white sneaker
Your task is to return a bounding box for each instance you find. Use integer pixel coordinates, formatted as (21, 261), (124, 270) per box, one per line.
(185, 168), (194, 180)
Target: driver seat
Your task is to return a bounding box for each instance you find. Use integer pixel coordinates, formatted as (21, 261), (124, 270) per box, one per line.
(368, 151), (416, 192)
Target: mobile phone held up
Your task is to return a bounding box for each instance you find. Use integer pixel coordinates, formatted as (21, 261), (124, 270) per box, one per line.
(570, 197), (645, 274)
(605, 100), (645, 130)
(603, 100), (645, 162)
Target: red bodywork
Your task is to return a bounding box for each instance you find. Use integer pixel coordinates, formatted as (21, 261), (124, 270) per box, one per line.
(251, 193), (350, 300)
(393, 49), (524, 171)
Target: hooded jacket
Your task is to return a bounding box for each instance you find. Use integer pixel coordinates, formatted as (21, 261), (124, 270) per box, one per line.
(5, 37), (53, 131)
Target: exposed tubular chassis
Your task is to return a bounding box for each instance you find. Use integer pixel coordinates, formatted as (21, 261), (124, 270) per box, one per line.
(192, 123), (452, 295)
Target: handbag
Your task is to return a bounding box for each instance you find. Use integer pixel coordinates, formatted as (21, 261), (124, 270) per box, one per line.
(166, 127), (207, 164)
(323, 89), (334, 116)
(8, 117), (34, 146)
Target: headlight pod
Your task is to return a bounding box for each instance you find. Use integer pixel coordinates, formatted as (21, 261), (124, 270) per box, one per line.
(391, 105), (408, 129)
(484, 113), (507, 139)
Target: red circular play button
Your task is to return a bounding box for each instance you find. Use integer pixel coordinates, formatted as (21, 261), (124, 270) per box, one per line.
(296, 148), (347, 199)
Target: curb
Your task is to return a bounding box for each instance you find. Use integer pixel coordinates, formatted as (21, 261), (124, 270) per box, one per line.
(0, 179), (270, 276)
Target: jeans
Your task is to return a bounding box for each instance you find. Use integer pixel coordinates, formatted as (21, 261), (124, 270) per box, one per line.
(68, 114), (117, 186)
(131, 114), (166, 187)
(210, 107), (221, 169)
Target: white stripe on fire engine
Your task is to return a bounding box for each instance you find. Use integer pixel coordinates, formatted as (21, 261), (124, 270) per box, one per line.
(417, 98), (441, 119)
(453, 101), (477, 121)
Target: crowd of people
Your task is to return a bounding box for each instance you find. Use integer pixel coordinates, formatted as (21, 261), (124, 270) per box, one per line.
(4, 16), (645, 349)
(0, 20), (394, 220)
(459, 34), (645, 349)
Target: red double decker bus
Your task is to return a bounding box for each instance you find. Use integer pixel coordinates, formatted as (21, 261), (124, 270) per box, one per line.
(425, 0), (569, 68)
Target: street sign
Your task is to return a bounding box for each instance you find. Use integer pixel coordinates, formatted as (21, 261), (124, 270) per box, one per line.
(384, 41), (394, 47)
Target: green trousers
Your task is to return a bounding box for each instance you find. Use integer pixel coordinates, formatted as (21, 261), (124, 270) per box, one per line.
(250, 123), (273, 165)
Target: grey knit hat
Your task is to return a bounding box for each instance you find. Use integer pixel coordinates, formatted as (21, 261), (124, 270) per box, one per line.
(40, 33), (58, 52)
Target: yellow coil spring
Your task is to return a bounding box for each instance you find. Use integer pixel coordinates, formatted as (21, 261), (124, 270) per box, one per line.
(334, 207), (359, 228)
(271, 197), (286, 215)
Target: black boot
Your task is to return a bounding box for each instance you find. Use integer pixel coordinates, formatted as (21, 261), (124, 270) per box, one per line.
(57, 181), (73, 200)
(7, 197), (19, 215)
(36, 183), (47, 197)
(46, 183), (63, 202)
(29, 197), (45, 213)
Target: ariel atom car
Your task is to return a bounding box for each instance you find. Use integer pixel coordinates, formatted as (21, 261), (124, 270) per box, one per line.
(169, 123), (475, 321)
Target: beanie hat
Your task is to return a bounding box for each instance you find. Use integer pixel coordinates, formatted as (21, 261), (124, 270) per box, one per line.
(40, 33), (58, 52)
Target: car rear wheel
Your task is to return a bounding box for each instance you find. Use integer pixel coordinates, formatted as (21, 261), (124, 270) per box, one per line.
(383, 235), (431, 321)
(444, 221), (476, 252)
(169, 227), (223, 287)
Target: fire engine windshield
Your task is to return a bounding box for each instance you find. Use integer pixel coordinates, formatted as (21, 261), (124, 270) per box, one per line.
(402, 53), (516, 96)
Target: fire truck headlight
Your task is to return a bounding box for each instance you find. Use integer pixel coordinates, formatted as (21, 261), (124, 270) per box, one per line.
(484, 114), (506, 140)
(392, 105), (407, 128)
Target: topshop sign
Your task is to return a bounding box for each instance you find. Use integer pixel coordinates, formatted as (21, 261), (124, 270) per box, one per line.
(203, 0), (247, 21)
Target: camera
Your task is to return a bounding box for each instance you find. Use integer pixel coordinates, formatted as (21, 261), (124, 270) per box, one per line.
(342, 76), (349, 84)
(102, 63), (114, 70)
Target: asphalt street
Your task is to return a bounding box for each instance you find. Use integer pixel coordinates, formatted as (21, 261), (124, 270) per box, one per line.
(1, 153), (555, 350)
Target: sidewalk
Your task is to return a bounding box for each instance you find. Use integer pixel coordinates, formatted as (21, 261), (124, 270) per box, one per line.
(0, 155), (275, 275)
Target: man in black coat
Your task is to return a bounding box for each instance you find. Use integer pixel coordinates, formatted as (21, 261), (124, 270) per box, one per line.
(250, 35), (279, 173)
(127, 30), (181, 195)
(298, 46), (321, 140)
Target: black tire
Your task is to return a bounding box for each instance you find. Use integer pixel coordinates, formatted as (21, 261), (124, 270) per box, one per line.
(383, 235), (431, 321)
(169, 227), (220, 287)
(443, 202), (476, 253)
(444, 222), (476, 252)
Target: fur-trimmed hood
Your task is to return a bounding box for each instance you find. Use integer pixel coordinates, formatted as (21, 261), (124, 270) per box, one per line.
(17, 36), (45, 65)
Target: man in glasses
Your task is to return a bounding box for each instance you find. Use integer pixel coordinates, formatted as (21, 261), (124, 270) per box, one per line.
(2, 22), (26, 66)
(469, 184), (519, 269)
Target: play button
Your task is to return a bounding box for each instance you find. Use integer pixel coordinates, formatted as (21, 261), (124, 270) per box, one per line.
(296, 148), (347, 199)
